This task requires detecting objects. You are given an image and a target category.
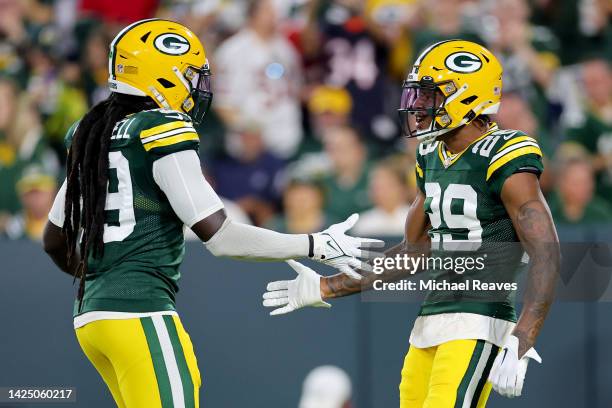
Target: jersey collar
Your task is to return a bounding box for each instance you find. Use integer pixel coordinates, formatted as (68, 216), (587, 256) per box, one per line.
(438, 123), (499, 168)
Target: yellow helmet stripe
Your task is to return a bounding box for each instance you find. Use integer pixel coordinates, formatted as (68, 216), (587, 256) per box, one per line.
(140, 121), (192, 139)
(109, 18), (161, 80)
(143, 132), (199, 151)
(486, 146), (542, 180)
(495, 136), (537, 153)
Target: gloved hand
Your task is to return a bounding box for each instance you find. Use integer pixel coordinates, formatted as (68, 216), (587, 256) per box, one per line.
(262, 260), (330, 316)
(309, 213), (384, 280)
(488, 335), (542, 398)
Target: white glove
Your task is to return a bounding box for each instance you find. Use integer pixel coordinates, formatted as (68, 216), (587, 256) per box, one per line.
(262, 260), (330, 316)
(488, 335), (542, 398)
(309, 213), (384, 280)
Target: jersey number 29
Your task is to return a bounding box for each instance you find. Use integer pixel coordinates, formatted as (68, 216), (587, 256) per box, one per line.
(424, 182), (482, 250)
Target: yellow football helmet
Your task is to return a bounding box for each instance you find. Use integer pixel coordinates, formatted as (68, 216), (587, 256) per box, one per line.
(108, 19), (212, 124)
(398, 39), (502, 142)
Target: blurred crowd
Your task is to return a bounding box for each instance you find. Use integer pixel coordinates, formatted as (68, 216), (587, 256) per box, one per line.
(0, 0), (611, 241)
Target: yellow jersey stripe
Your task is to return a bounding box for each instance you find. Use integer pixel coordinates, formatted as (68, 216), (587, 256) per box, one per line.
(415, 162), (423, 178)
(496, 135), (536, 152)
(490, 140), (539, 164)
(438, 143), (446, 164)
(143, 132), (199, 151)
(486, 146), (542, 180)
(140, 121), (192, 138)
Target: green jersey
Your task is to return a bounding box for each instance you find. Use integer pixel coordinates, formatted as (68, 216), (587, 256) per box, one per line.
(66, 109), (201, 317)
(415, 124), (544, 322)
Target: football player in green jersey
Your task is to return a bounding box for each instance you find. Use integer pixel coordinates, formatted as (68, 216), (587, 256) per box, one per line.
(263, 40), (560, 407)
(41, 19), (382, 408)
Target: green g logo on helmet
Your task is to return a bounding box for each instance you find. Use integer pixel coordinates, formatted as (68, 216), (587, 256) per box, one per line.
(154, 33), (190, 55)
(444, 52), (482, 73)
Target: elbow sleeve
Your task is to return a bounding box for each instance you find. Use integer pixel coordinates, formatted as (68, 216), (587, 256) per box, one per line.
(204, 219), (309, 261)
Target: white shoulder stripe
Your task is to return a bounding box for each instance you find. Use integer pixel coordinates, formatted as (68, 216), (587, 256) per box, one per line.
(490, 141), (540, 164)
(141, 127), (195, 144)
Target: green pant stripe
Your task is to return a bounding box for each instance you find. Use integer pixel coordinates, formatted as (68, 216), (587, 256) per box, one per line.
(141, 317), (174, 408)
(163, 315), (195, 408)
(470, 344), (499, 408)
(455, 340), (485, 408)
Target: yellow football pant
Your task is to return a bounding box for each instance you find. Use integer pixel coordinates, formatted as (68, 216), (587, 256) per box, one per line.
(75, 315), (201, 408)
(399, 339), (499, 408)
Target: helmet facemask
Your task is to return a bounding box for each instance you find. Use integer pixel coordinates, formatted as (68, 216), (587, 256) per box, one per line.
(398, 77), (455, 143)
(180, 64), (213, 125)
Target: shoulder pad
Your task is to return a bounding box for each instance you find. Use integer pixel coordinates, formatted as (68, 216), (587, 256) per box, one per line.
(486, 128), (542, 181)
(139, 108), (193, 123)
(135, 109), (198, 153)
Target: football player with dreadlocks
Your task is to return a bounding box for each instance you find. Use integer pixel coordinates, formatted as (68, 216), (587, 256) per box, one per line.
(42, 19), (382, 408)
(263, 40), (560, 407)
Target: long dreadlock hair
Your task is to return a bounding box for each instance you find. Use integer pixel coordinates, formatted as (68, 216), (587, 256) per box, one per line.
(63, 92), (157, 303)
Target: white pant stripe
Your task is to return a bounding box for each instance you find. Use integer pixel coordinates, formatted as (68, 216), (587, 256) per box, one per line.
(152, 315), (185, 408)
(461, 342), (493, 408)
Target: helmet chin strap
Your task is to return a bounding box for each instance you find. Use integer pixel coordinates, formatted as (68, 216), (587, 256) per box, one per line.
(416, 126), (454, 143)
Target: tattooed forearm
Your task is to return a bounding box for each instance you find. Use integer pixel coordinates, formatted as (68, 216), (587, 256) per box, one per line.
(512, 199), (560, 357)
(321, 191), (430, 299)
(321, 240), (426, 299)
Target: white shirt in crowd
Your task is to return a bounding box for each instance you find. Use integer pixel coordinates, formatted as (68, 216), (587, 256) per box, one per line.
(214, 28), (303, 158)
(352, 205), (411, 237)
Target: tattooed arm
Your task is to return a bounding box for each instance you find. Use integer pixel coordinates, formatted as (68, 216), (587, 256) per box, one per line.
(321, 190), (431, 299)
(501, 172), (560, 357)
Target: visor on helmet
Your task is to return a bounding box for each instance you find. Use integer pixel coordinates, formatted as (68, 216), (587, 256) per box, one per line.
(397, 78), (451, 140)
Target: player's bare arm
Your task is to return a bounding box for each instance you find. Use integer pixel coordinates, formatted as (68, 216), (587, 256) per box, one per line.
(42, 222), (79, 276)
(321, 190), (430, 299)
(501, 171), (560, 357)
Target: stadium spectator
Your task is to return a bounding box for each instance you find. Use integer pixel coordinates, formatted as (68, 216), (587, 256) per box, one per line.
(482, 0), (560, 125)
(25, 27), (88, 151)
(495, 92), (554, 193)
(0, 0), (29, 85)
(298, 365), (352, 408)
(353, 157), (412, 237)
(0, 79), (58, 218)
(321, 125), (372, 222)
(78, 0), (159, 25)
(364, 0), (420, 81)
(214, 0), (303, 159)
(411, 0), (482, 55)
(300, 85), (353, 154)
(530, 0), (612, 65)
(210, 124), (284, 226)
(82, 28), (113, 105)
(548, 157), (612, 225)
(266, 178), (329, 233)
(302, 0), (397, 143)
(3, 167), (57, 240)
(561, 58), (612, 201)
